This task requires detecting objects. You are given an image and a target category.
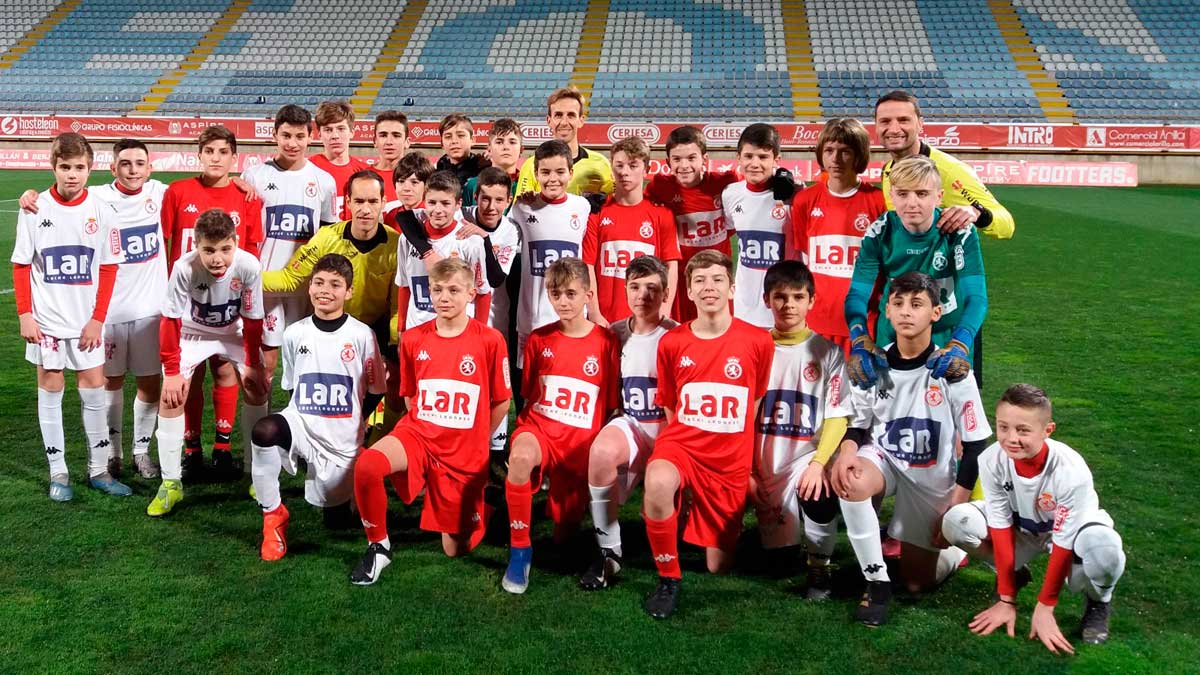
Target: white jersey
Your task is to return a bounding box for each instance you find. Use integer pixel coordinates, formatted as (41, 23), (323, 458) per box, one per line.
(505, 193), (591, 337)
(240, 159), (336, 281)
(755, 334), (852, 479)
(92, 180), (168, 324)
(394, 215), (492, 330)
(611, 316), (677, 432)
(723, 181), (791, 328)
(849, 345), (992, 493)
(280, 315), (386, 465)
(979, 438), (1107, 550)
(163, 248), (264, 337)
(464, 205), (521, 330)
(11, 188), (123, 338)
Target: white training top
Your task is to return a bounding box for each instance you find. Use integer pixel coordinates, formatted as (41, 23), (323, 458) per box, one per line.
(92, 180), (168, 324)
(722, 181), (791, 329)
(163, 247), (264, 337)
(611, 316), (677, 433)
(241, 159), (336, 282)
(394, 213), (492, 330)
(504, 193), (591, 337)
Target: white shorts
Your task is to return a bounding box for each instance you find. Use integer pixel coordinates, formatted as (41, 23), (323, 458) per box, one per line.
(858, 444), (954, 551)
(754, 457), (811, 550)
(263, 295), (307, 348)
(277, 407), (356, 507)
(603, 415), (660, 504)
(26, 334), (105, 371)
(176, 332), (246, 379)
(104, 316), (161, 378)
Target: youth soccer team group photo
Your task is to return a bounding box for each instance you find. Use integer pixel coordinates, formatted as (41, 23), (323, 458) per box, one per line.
(14, 86), (1129, 655)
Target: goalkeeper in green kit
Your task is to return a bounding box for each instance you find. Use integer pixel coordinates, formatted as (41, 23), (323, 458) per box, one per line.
(844, 156), (987, 388)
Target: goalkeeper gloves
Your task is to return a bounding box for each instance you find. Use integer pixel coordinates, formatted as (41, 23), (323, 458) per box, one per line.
(847, 324), (888, 389)
(770, 167), (797, 202)
(927, 327), (973, 382)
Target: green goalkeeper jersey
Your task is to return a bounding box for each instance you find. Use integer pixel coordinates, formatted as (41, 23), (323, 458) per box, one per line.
(845, 209), (989, 349)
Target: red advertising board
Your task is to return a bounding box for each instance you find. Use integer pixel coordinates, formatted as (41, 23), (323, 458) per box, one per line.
(0, 114), (1194, 152)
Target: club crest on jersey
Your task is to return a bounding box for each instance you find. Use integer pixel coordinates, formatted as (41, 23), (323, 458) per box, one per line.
(229, 277), (243, 292)
(341, 343), (356, 363)
(962, 400), (978, 432)
(230, 211), (241, 227)
(582, 355), (600, 377)
(263, 313), (277, 332)
(854, 213), (871, 232)
(639, 222), (654, 239)
(144, 198), (157, 214)
(925, 385), (944, 407)
(84, 217), (98, 235)
(1037, 492), (1057, 512)
(570, 213), (580, 230)
(459, 354), (477, 376)
(305, 182), (317, 198)
(771, 203), (786, 220)
(712, 195), (721, 209)
(724, 356), (743, 379)
(803, 361), (821, 383)
(932, 250), (948, 271)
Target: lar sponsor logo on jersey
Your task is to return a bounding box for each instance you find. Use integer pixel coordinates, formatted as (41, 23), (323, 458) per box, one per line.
(678, 382), (749, 433)
(415, 378), (481, 429)
(1036, 492), (1057, 512)
(925, 385), (944, 407)
(533, 375), (600, 430)
(294, 373), (355, 419)
(582, 355), (600, 377)
(724, 356), (743, 379)
(621, 375), (661, 423)
(758, 389), (817, 439)
(120, 224), (160, 263)
(738, 229), (784, 270)
(879, 417), (941, 468)
(459, 354), (477, 376)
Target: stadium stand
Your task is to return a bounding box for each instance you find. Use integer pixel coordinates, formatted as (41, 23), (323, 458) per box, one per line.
(0, 0), (1195, 121)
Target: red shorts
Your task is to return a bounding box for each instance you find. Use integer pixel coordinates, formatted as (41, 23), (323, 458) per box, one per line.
(388, 425), (487, 540)
(649, 441), (747, 551)
(512, 424), (590, 527)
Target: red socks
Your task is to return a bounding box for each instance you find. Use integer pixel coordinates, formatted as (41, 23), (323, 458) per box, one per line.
(211, 384), (238, 452)
(506, 478), (533, 548)
(645, 511), (682, 579)
(354, 449), (391, 544)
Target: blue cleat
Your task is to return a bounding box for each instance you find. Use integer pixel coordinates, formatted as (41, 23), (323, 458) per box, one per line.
(49, 474), (73, 502)
(89, 473), (133, 496)
(502, 546), (533, 594)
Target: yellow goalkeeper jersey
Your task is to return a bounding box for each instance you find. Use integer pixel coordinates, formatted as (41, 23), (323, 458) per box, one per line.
(514, 145), (614, 197)
(882, 143), (1015, 240)
(262, 220), (400, 343)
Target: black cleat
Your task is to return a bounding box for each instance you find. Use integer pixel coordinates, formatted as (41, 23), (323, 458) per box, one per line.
(805, 560), (833, 601)
(855, 580), (892, 626)
(1080, 598), (1111, 644)
(643, 576), (681, 619)
(349, 542), (393, 586)
(579, 548), (623, 591)
(322, 501), (357, 530)
(181, 450), (205, 481)
(210, 449), (237, 480)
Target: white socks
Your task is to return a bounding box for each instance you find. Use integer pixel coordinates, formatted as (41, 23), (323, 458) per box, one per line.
(1073, 526), (1126, 603)
(80, 387), (109, 478)
(38, 388), (66, 478)
(588, 483), (621, 554)
(241, 402), (268, 475)
(935, 546), (968, 584)
(803, 513), (839, 558)
(156, 414), (185, 481)
(251, 442), (283, 512)
(106, 388), (124, 460)
(840, 497), (889, 582)
(132, 396), (157, 456)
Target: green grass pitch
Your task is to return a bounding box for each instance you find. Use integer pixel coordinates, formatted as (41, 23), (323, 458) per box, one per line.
(0, 170), (1197, 674)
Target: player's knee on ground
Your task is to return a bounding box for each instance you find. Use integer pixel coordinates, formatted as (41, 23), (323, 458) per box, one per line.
(1076, 525), (1126, 601)
(442, 532), (472, 558)
(251, 414), (291, 449)
(798, 491), (840, 525)
(941, 502), (988, 552)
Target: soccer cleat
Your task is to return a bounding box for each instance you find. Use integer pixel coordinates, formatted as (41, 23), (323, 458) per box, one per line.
(1080, 598), (1111, 644)
(210, 449), (237, 481)
(107, 455), (123, 478)
(181, 450), (205, 481)
(806, 560), (833, 601)
(502, 546), (533, 594)
(643, 576), (682, 619)
(133, 453), (160, 479)
(855, 580), (892, 626)
(260, 504), (290, 561)
(322, 501), (356, 530)
(146, 479), (184, 517)
(49, 474), (73, 502)
(579, 548), (623, 591)
(349, 542), (393, 586)
(89, 473), (133, 496)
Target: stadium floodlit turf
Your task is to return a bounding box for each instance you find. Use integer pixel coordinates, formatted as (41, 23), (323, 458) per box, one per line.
(0, 170), (1196, 673)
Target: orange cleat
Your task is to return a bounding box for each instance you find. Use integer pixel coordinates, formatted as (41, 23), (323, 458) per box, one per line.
(260, 504), (290, 561)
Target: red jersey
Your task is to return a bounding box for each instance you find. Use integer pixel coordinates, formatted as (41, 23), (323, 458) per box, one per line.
(654, 319), (774, 484)
(398, 319), (511, 478)
(371, 165), (399, 205)
(517, 323), (620, 452)
(161, 177), (264, 271)
(581, 197), (681, 323)
(790, 182), (885, 339)
(646, 171), (738, 321)
(310, 153), (369, 220)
